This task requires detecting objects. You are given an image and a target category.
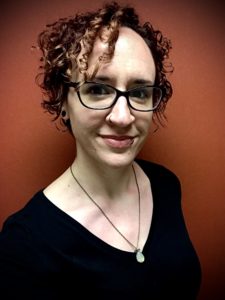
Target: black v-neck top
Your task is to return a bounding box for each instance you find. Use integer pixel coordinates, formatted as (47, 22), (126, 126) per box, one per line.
(0, 160), (201, 299)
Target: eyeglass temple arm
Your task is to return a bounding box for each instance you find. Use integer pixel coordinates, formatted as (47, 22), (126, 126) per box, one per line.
(67, 81), (81, 88)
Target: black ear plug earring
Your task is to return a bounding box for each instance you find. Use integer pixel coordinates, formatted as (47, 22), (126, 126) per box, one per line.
(61, 110), (66, 118)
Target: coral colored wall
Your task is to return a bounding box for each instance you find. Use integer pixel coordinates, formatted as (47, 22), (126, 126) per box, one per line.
(0, 0), (225, 299)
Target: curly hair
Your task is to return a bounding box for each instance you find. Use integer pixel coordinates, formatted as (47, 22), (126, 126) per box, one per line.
(36, 1), (173, 131)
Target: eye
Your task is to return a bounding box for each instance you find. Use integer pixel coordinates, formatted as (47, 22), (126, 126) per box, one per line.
(130, 87), (153, 100)
(83, 83), (112, 96)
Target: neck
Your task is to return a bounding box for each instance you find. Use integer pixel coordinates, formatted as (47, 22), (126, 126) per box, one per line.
(71, 156), (135, 201)
(70, 155), (145, 262)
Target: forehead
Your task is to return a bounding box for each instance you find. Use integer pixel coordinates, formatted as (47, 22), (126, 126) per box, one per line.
(87, 27), (156, 83)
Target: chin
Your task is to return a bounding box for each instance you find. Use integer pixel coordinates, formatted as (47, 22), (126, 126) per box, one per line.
(93, 136), (145, 169)
(97, 151), (138, 170)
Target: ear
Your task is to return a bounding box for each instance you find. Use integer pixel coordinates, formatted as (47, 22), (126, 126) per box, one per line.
(61, 110), (66, 118)
(61, 101), (69, 120)
(60, 102), (72, 131)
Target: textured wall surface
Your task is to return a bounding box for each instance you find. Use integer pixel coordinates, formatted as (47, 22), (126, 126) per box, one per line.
(0, 0), (225, 299)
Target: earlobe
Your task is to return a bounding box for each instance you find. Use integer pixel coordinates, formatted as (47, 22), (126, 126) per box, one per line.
(61, 104), (69, 120)
(61, 110), (67, 118)
(60, 107), (71, 131)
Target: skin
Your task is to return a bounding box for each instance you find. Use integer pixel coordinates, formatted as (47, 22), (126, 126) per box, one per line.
(65, 26), (155, 174)
(44, 27), (154, 251)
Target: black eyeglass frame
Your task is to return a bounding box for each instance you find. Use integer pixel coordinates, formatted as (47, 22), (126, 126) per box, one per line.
(67, 81), (163, 112)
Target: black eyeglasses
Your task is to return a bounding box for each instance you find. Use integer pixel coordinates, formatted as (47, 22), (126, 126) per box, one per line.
(67, 81), (162, 112)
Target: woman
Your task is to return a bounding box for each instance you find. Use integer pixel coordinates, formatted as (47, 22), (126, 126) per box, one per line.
(0, 2), (201, 299)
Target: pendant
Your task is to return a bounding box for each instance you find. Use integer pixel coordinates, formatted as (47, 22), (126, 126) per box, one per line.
(136, 249), (145, 263)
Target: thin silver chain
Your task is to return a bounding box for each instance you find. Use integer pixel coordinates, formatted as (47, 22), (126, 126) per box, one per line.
(70, 164), (141, 252)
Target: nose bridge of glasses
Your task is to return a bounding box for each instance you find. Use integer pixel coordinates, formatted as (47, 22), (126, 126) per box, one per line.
(114, 88), (130, 105)
(110, 88), (134, 123)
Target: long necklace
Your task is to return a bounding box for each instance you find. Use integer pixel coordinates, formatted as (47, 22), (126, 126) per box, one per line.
(70, 164), (145, 263)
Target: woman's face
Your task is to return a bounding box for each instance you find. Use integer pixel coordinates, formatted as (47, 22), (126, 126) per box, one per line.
(65, 27), (156, 169)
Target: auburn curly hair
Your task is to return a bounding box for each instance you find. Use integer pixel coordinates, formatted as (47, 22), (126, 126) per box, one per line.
(36, 1), (173, 131)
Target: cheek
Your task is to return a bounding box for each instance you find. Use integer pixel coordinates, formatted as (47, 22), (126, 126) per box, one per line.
(68, 106), (108, 135)
(136, 113), (153, 133)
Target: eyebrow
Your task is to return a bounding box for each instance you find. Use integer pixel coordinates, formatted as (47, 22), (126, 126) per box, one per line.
(93, 76), (110, 82)
(133, 79), (154, 85)
(93, 76), (154, 85)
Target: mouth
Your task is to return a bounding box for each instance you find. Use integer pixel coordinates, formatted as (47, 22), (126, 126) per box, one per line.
(99, 134), (135, 149)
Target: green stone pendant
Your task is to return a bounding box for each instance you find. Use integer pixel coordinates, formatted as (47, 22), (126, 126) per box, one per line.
(136, 249), (145, 263)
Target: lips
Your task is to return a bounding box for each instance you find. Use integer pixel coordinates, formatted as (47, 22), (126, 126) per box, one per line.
(99, 134), (135, 149)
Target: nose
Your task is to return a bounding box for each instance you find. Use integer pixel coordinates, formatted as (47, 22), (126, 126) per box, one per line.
(106, 96), (135, 127)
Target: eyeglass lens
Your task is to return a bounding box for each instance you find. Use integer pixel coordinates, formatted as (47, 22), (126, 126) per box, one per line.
(78, 82), (162, 111)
